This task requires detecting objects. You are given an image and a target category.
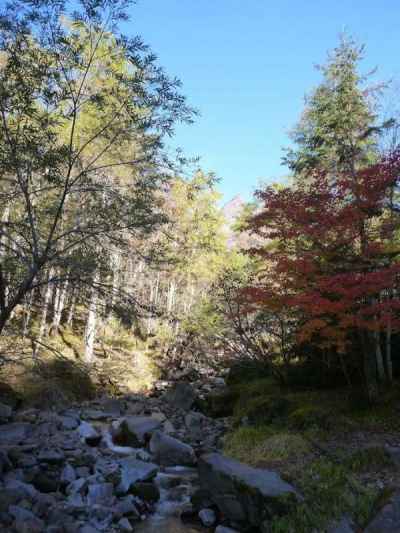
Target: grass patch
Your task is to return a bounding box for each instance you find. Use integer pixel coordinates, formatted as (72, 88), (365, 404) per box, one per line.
(223, 426), (310, 466)
(344, 446), (395, 473)
(271, 459), (378, 533)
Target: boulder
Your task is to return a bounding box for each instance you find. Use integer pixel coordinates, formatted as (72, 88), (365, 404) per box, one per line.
(198, 453), (300, 528)
(37, 450), (65, 465)
(0, 423), (33, 444)
(185, 411), (205, 437)
(117, 457), (158, 494)
(113, 416), (162, 447)
(87, 482), (114, 506)
(78, 421), (102, 446)
(165, 382), (196, 411)
(364, 490), (400, 532)
(149, 431), (196, 466)
(9, 506), (44, 532)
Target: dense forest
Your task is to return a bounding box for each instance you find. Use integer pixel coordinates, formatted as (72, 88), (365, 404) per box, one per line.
(2, 1), (400, 533)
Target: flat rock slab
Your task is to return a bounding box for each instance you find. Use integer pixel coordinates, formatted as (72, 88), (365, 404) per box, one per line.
(198, 453), (300, 528)
(114, 416), (162, 447)
(118, 457), (158, 494)
(365, 490), (400, 533)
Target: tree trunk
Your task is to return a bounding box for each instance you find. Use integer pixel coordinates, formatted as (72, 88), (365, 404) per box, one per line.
(33, 269), (54, 358)
(84, 272), (99, 364)
(361, 330), (379, 404)
(373, 329), (386, 382)
(385, 318), (393, 383)
(52, 278), (69, 333)
(67, 292), (76, 326)
(22, 290), (34, 338)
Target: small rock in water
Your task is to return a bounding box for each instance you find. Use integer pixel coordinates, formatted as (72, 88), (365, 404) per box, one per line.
(198, 508), (217, 527)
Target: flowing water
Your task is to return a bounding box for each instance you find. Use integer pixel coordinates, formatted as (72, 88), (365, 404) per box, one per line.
(135, 467), (204, 533)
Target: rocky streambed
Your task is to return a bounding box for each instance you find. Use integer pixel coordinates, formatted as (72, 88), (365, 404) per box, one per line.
(1, 376), (360, 533)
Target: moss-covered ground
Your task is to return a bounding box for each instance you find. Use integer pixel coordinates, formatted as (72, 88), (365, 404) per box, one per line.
(215, 373), (400, 532)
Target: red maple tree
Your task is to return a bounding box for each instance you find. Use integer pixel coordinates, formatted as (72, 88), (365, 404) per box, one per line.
(245, 151), (400, 400)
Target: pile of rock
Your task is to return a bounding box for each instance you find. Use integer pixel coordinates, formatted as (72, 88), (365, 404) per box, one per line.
(0, 381), (227, 532)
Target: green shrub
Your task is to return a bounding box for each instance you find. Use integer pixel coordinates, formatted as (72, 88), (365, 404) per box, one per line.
(289, 405), (332, 430)
(226, 359), (272, 386)
(235, 395), (293, 426)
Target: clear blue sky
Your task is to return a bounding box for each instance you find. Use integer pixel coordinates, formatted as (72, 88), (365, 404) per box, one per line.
(124, 0), (400, 201)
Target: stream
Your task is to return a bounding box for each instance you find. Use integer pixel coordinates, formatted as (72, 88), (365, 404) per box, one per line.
(135, 467), (203, 533)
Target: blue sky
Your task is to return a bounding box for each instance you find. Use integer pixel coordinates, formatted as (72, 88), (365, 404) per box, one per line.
(124, 0), (400, 201)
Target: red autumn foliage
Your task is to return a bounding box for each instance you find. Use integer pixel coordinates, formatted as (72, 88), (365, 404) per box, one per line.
(244, 151), (400, 352)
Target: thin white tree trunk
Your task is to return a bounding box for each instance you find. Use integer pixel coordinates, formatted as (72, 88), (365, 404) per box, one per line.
(33, 269), (54, 358)
(52, 277), (69, 332)
(67, 292), (76, 326)
(84, 271), (99, 364)
(22, 290), (34, 338)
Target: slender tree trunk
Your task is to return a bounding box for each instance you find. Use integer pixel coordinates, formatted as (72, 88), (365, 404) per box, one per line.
(385, 318), (393, 383)
(67, 292), (76, 326)
(52, 278), (69, 332)
(373, 329), (386, 382)
(22, 290), (34, 338)
(360, 330), (379, 404)
(84, 272), (99, 364)
(33, 269), (54, 358)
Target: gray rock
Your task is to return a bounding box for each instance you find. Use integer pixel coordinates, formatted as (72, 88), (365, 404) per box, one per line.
(61, 463), (76, 484)
(67, 477), (88, 495)
(9, 505), (44, 532)
(185, 411), (205, 437)
(166, 382), (196, 411)
(149, 431), (196, 466)
(118, 517), (133, 532)
(198, 453), (300, 528)
(0, 401), (13, 421)
(0, 423), (33, 444)
(364, 490), (400, 532)
(113, 416), (162, 447)
(37, 449), (65, 465)
(5, 479), (38, 500)
(87, 482), (114, 506)
(59, 415), (79, 430)
(327, 516), (355, 532)
(117, 457), (158, 494)
(81, 409), (113, 421)
(215, 527), (240, 533)
(114, 495), (140, 518)
(78, 421), (102, 446)
(0, 448), (12, 474)
(0, 488), (22, 512)
(198, 508), (217, 527)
